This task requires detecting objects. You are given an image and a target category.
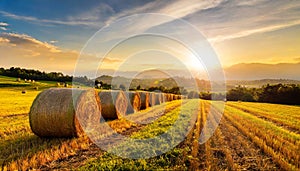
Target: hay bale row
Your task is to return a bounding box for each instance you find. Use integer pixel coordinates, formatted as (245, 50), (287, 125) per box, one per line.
(29, 88), (101, 138)
(148, 92), (156, 107)
(29, 88), (184, 138)
(154, 93), (162, 105)
(99, 90), (128, 120)
(126, 91), (141, 114)
(138, 91), (149, 110)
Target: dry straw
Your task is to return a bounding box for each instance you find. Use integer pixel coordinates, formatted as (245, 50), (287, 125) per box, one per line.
(168, 94), (174, 102)
(126, 91), (141, 114)
(99, 90), (128, 120)
(162, 93), (168, 103)
(149, 92), (156, 106)
(138, 91), (149, 110)
(29, 88), (101, 138)
(154, 93), (162, 105)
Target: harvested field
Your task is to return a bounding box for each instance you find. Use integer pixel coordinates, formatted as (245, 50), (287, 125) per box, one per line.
(1, 86), (300, 170)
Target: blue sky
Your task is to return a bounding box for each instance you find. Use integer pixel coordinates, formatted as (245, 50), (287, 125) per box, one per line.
(0, 0), (300, 79)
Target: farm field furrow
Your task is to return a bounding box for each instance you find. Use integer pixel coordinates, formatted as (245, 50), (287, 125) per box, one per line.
(230, 101), (300, 120)
(226, 102), (300, 133)
(213, 103), (300, 170)
(216, 113), (279, 170)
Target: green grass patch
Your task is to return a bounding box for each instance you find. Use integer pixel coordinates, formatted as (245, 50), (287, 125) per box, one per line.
(80, 99), (200, 170)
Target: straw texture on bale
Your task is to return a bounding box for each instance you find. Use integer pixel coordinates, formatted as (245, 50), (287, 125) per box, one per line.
(99, 90), (128, 120)
(138, 91), (149, 110)
(174, 95), (181, 100)
(154, 93), (162, 105)
(168, 94), (174, 101)
(165, 94), (169, 102)
(29, 88), (101, 138)
(149, 92), (156, 106)
(173, 94), (178, 100)
(162, 93), (167, 103)
(126, 91), (141, 114)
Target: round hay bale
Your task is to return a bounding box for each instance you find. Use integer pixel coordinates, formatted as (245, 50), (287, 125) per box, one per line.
(126, 91), (141, 114)
(99, 90), (128, 120)
(21, 90), (26, 94)
(162, 93), (167, 103)
(29, 88), (101, 138)
(173, 94), (177, 101)
(168, 94), (174, 101)
(148, 92), (156, 107)
(165, 94), (170, 102)
(154, 93), (162, 105)
(175, 95), (181, 100)
(138, 91), (149, 110)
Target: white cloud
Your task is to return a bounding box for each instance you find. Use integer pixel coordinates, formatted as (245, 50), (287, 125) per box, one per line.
(49, 40), (58, 44)
(0, 22), (8, 27)
(208, 19), (300, 43)
(0, 22), (9, 31)
(187, 0), (300, 43)
(0, 11), (97, 27)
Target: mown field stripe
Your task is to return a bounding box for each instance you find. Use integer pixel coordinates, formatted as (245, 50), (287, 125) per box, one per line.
(226, 103), (300, 133)
(224, 112), (298, 171)
(210, 103), (299, 170)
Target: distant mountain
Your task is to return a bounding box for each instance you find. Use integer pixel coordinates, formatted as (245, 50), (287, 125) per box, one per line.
(95, 74), (300, 92)
(225, 62), (300, 80)
(95, 75), (212, 91)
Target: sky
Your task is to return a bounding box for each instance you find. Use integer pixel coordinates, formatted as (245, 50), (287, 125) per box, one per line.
(0, 0), (300, 80)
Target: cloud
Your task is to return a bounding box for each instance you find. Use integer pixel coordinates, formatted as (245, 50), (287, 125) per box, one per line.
(208, 19), (300, 42)
(84, 0), (300, 45)
(0, 1), (223, 29)
(1, 1), (300, 43)
(0, 32), (123, 75)
(2, 33), (61, 53)
(0, 11), (97, 27)
(0, 33), (76, 73)
(186, 0), (300, 43)
(102, 57), (122, 63)
(49, 40), (58, 44)
(0, 37), (9, 43)
(67, 3), (115, 23)
(0, 21), (9, 31)
(103, 0), (223, 25)
(0, 22), (8, 27)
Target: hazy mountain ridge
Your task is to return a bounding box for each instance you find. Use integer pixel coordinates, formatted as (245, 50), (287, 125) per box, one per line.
(95, 75), (300, 91)
(225, 62), (300, 80)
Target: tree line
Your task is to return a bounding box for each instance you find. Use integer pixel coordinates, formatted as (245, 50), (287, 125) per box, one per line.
(198, 84), (300, 105)
(0, 67), (72, 82)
